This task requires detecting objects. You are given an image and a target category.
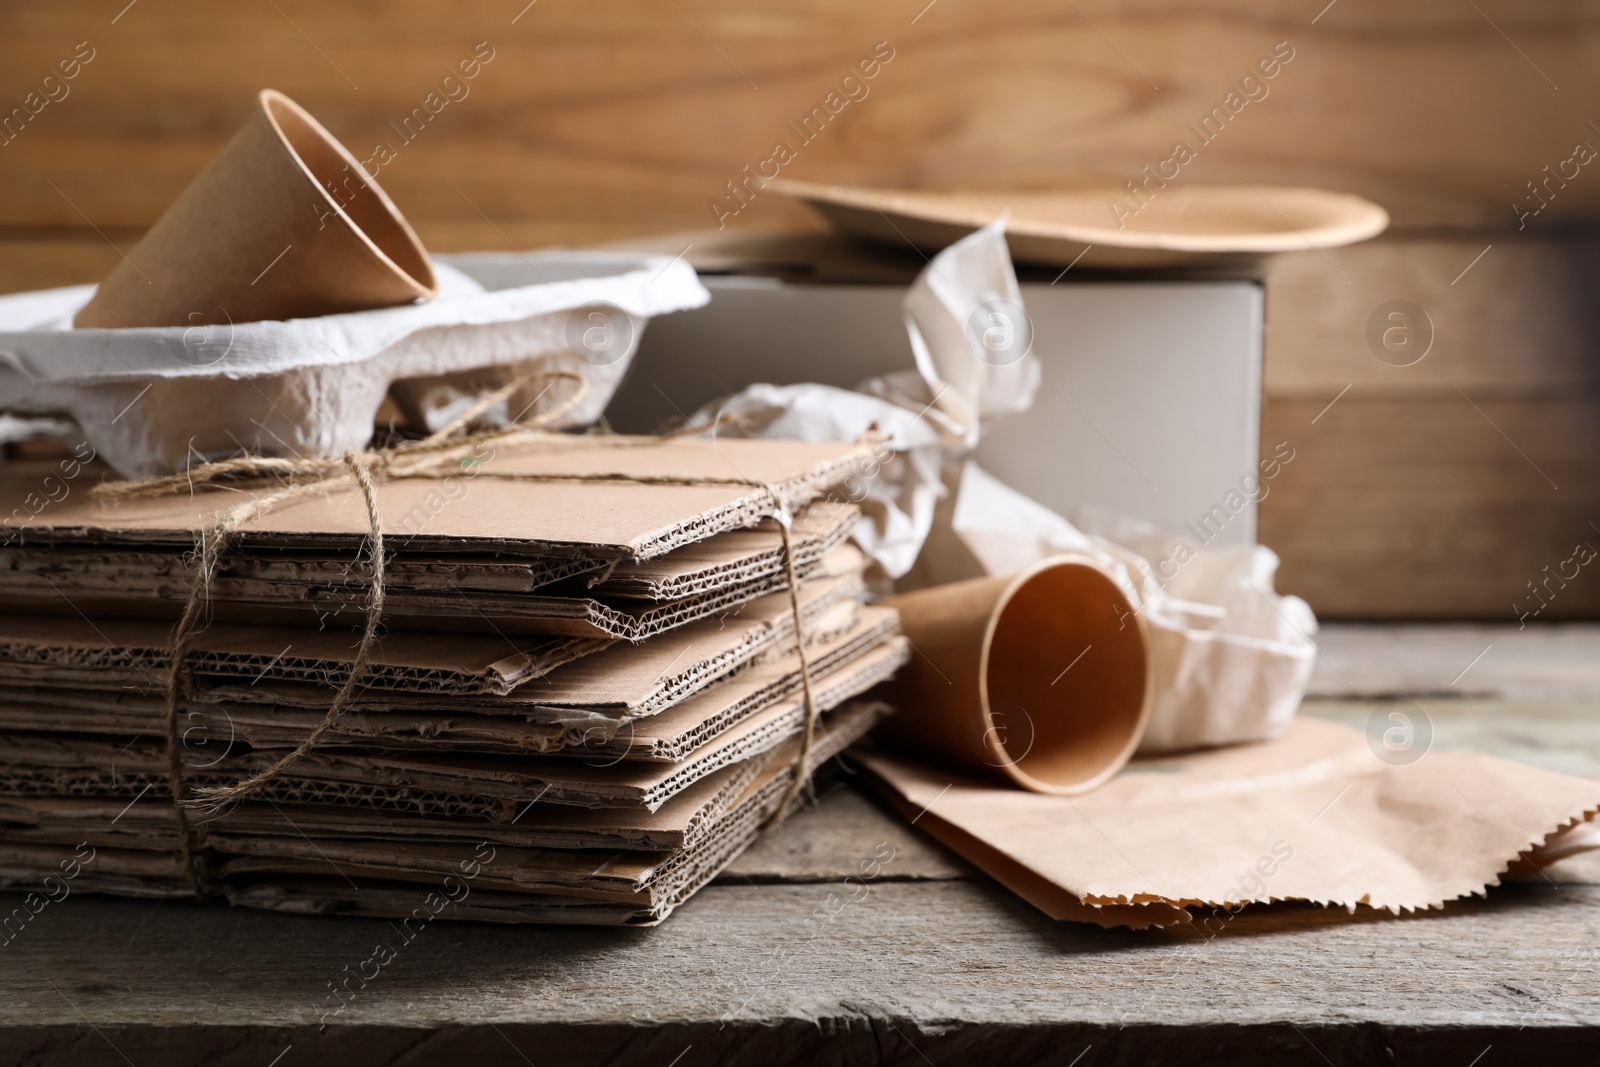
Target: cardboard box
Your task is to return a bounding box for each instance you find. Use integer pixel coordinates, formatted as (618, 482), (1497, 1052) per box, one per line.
(609, 272), (1263, 545)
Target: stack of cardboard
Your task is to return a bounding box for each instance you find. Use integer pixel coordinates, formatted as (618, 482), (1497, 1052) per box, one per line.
(0, 435), (906, 924)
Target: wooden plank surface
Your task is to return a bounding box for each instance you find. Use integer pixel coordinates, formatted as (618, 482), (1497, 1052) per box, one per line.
(725, 772), (973, 883)
(5, 878), (1600, 1066)
(1310, 622), (1600, 700)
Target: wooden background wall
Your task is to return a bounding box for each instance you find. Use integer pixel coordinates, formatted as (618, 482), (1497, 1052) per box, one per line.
(3, 0), (1599, 618)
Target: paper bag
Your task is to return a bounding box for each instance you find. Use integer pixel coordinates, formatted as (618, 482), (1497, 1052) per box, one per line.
(859, 718), (1600, 928)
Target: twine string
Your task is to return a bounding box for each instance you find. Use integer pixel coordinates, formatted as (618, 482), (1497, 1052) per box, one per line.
(764, 497), (822, 826)
(187, 451), (387, 812)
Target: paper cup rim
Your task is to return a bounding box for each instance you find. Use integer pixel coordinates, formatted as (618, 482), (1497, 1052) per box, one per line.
(976, 553), (1153, 795)
(256, 88), (438, 300)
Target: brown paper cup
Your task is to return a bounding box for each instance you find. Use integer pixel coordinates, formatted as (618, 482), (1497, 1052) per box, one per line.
(877, 555), (1151, 794)
(74, 89), (436, 329)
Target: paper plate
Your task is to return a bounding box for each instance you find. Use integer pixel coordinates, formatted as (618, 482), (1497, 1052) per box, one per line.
(769, 179), (1389, 268)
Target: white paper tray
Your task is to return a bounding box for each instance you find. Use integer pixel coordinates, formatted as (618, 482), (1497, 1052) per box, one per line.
(0, 251), (708, 477)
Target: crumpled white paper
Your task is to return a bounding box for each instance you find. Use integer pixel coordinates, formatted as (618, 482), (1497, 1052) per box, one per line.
(0, 252), (708, 477)
(683, 381), (955, 579)
(692, 219), (1316, 752)
(899, 215), (1040, 447)
(695, 220), (1036, 580)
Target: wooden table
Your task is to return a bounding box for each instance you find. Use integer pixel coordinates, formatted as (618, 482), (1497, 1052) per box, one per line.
(6, 625), (1600, 1066)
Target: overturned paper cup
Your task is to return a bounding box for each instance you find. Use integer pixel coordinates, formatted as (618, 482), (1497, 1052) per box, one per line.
(877, 555), (1151, 795)
(74, 89), (436, 329)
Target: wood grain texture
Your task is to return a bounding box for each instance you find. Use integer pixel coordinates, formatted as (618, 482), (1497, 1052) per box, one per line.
(1262, 236), (1600, 395)
(1252, 234), (1600, 618)
(2, 0), (1600, 238)
(1303, 698), (1600, 782)
(0, 236), (123, 295)
(1309, 622), (1600, 699)
(1260, 394), (1600, 619)
(5, 1022), (1597, 1067)
(723, 776), (974, 883)
(4, 880), (1599, 1064)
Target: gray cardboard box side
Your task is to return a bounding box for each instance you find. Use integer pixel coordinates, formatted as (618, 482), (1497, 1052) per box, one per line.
(607, 277), (1264, 546)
